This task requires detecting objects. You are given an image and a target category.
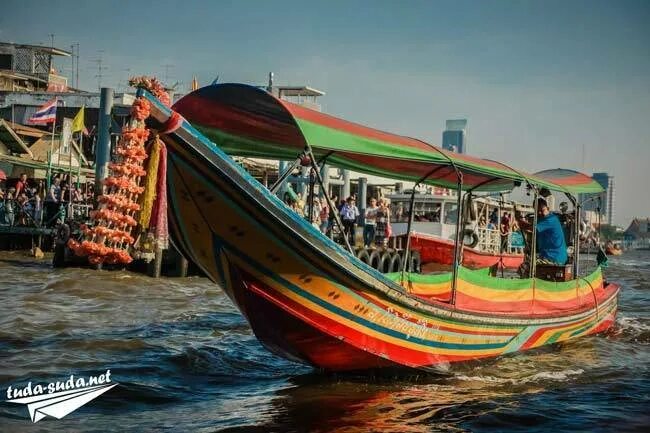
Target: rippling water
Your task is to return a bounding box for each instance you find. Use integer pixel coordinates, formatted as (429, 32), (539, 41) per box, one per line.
(0, 250), (648, 432)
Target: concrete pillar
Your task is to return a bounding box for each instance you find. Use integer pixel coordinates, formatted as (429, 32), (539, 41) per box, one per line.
(278, 160), (288, 199)
(320, 163), (329, 197)
(358, 177), (368, 224)
(95, 87), (114, 200)
(298, 166), (309, 197)
(342, 169), (350, 200)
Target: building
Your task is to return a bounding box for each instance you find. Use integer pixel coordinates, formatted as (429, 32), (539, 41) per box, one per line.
(581, 172), (615, 226)
(442, 119), (467, 154)
(0, 42), (71, 92)
(623, 218), (650, 249)
(0, 118), (93, 183)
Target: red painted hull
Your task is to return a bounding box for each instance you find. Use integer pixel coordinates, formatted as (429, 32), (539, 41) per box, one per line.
(410, 233), (524, 270)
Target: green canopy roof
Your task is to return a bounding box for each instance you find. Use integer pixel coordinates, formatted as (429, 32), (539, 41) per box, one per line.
(148, 83), (590, 195)
(532, 168), (604, 194)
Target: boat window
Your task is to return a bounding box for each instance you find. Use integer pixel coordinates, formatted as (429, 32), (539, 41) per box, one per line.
(390, 202), (408, 223)
(390, 201), (441, 223)
(444, 202), (458, 224)
(414, 202), (441, 222)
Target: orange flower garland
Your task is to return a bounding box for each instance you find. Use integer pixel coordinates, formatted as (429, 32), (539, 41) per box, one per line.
(68, 94), (154, 265)
(68, 75), (172, 266)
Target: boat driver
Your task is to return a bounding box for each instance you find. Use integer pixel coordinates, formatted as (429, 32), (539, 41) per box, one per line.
(517, 197), (568, 266)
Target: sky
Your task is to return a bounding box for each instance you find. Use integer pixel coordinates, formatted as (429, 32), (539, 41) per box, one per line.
(2, 0), (649, 226)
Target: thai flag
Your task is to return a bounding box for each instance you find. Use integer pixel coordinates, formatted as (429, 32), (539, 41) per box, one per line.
(28, 98), (58, 124)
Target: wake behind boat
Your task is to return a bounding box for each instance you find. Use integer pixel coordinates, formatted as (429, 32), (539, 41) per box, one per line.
(136, 83), (618, 372)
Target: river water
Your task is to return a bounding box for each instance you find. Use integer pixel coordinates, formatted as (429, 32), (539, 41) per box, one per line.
(0, 250), (648, 432)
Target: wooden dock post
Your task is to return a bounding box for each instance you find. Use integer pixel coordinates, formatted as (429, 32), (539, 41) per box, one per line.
(148, 247), (163, 278)
(178, 255), (188, 278)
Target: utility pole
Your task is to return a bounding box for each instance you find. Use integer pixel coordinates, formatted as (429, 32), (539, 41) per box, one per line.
(75, 43), (80, 89)
(94, 50), (106, 91)
(70, 44), (75, 89)
(162, 63), (174, 85)
(49, 33), (55, 48)
(120, 68), (132, 92)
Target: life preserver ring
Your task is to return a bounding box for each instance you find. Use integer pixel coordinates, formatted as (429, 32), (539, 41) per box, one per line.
(579, 220), (588, 235)
(55, 223), (71, 246)
(463, 228), (479, 248)
(356, 247), (371, 265)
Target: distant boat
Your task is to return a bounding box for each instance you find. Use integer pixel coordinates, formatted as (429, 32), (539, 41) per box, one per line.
(606, 241), (623, 256)
(141, 84), (619, 372)
(387, 191), (526, 271)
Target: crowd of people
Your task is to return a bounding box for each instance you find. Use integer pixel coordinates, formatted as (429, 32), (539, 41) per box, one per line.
(284, 192), (392, 248)
(0, 173), (95, 227)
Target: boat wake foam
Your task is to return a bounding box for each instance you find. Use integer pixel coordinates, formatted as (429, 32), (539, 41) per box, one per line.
(612, 316), (650, 343)
(454, 368), (585, 385)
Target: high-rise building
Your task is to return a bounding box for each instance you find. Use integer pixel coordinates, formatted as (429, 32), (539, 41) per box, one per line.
(580, 172), (615, 226)
(442, 119), (467, 153)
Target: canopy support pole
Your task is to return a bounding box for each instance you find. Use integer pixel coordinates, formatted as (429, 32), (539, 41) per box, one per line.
(306, 147), (354, 254)
(530, 187), (539, 279)
(400, 165), (450, 284)
(450, 173), (464, 306)
(307, 168), (316, 224)
(568, 194), (580, 277)
(401, 186), (418, 279)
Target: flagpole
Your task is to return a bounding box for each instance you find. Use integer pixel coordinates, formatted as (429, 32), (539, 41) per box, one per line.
(69, 132), (75, 219)
(78, 132), (83, 189)
(48, 120), (55, 189)
(56, 102), (62, 167)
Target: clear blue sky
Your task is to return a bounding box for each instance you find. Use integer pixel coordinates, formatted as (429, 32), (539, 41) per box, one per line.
(3, 0), (649, 225)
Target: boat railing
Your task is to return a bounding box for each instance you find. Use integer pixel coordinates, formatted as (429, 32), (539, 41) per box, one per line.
(476, 227), (501, 254)
(475, 227), (524, 255)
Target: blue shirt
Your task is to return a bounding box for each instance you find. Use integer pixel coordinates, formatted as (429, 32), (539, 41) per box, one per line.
(340, 203), (359, 221)
(536, 213), (568, 264)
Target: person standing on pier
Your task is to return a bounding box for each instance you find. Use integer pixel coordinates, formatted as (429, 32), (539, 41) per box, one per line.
(15, 173), (28, 197)
(319, 197), (329, 234)
(363, 198), (378, 247)
(340, 196), (359, 246)
(374, 198), (391, 247)
(45, 177), (61, 225)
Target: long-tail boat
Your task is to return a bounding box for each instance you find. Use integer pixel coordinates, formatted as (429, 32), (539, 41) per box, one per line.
(141, 84), (619, 372)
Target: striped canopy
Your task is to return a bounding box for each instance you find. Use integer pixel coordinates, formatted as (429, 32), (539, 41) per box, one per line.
(533, 168), (604, 194)
(172, 84), (582, 194)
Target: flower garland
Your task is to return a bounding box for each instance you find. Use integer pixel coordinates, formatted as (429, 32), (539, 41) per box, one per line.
(128, 76), (171, 107)
(68, 75), (171, 266)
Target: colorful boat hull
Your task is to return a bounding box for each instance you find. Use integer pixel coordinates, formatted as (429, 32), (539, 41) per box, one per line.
(142, 86), (619, 372)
